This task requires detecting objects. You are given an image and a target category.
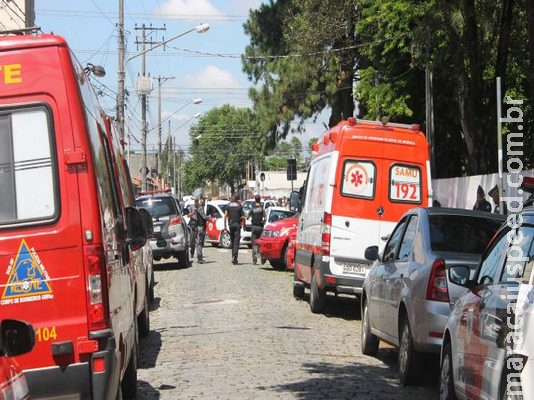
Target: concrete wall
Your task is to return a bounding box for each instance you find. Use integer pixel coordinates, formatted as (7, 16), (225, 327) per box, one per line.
(255, 171), (306, 198)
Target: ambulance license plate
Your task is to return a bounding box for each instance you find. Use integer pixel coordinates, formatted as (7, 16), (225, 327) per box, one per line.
(342, 263), (365, 274)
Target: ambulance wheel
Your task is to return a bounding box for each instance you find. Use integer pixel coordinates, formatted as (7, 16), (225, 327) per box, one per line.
(220, 231), (231, 249)
(138, 288), (150, 338)
(293, 270), (305, 299)
(309, 273), (326, 313)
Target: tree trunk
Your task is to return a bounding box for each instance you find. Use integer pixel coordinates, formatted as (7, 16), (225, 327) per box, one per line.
(526, 0), (534, 105)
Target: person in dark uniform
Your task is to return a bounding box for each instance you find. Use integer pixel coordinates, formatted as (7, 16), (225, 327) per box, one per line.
(473, 185), (492, 212)
(250, 194), (266, 265)
(224, 194), (244, 264)
(187, 196), (207, 263)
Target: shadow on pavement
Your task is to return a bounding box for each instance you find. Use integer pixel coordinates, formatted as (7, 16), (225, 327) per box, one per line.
(265, 360), (439, 400)
(296, 293), (361, 321)
(136, 380), (160, 399)
(138, 330), (162, 369)
(149, 297), (161, 312)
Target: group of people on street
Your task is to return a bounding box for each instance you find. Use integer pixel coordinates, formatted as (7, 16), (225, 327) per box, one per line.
(186, 193), (266, 265)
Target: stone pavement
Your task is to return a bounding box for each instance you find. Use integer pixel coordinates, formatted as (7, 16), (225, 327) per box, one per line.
(136, 246), (438, 399)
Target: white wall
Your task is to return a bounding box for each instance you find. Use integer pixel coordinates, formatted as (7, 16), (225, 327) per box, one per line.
(432, 169), (534, 211)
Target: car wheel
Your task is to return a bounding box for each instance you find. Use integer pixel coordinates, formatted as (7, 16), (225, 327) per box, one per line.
(361, 300), (379, 356)
(269, 259), (285, 270)
(247, 243), (252, 249)
(399, 316), (421, 386)
(153, 256), (161, 262)
(220, 231), (231, 249)
(137, 289), (150, 338)
(440, 341), (457, 400)
(149, 270), (155, 304)
(121, 319), (138, 399)
(309, 272), (326, 314)
(177, 250), (190, 268)
(293, 269), (305, 299)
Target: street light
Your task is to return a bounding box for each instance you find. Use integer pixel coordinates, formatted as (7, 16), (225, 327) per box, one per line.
(148, 98), (203, 134)
(116, 22), (210, 191)
(124, 23), (210, 65)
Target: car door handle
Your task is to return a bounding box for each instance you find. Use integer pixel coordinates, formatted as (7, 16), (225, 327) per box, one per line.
(345, 221), (350, 228)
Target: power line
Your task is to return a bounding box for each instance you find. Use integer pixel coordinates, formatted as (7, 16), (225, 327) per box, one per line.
(89, 0), (115, 26)
(1, 0), (25, 24)
(36, 8), (247, 21)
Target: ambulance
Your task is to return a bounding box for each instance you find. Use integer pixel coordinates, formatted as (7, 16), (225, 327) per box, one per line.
(0, 32), (147, 398)
(293, 117), (431, 313)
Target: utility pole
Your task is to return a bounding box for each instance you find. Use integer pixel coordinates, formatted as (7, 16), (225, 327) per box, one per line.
(167, 120), (172, 189)
(425, 45), (435, 174)
(135, 23), (166, 190)
(155, 75), (175, 176)
(116, 0), (125, 142)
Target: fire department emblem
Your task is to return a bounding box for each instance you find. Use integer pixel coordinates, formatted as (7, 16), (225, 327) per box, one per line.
(1, 239), (53, 304)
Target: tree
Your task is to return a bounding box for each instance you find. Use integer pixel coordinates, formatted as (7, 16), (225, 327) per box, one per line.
(243, 0), (357, 145)
(183, 106), (260, 193)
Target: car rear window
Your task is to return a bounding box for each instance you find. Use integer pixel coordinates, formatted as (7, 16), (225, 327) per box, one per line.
(0, 106), (58, 226)
(429, 215), (503, 253)
(136, 197), (178, 217)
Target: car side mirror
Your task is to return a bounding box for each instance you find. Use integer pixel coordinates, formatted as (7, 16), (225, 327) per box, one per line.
(138, 208), (153, 237)
(1, 319), (35, 357)
(125, 206), (147, 251)
(364, 246), (379, 261)
(449, 265), (471, 287)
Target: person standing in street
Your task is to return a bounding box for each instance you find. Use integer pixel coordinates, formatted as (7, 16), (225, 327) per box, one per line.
(187, 196), (207, 263)
(472, 185), (492, 212)
(224, 194), (244, 264)
(250, 194), (266, 265)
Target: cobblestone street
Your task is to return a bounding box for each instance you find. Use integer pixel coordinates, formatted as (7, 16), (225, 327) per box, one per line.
(136, 246), (439, 399)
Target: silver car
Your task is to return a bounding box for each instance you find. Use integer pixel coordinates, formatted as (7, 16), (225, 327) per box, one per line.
(361, 207), (504, 385)
(135, 192), (190, 268)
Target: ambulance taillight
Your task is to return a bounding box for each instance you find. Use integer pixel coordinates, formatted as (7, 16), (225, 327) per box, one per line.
(321, 212), (332, 256)
(84, 245), (110, 330)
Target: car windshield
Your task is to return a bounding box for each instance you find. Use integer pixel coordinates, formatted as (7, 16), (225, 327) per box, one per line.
(136, 197), (178, 218)
(219, 204), (228, 214)
(429, 215), (502, 253)
(269, 209), (297, 223)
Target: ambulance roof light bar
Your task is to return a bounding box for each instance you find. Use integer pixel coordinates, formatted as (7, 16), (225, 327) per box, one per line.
(347, 117), (421, 132)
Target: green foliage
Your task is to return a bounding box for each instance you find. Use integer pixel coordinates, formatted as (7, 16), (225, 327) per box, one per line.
(243, 0), (532, 177)
(263, 136), (303, 170)
(183, 105), (260, 193)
